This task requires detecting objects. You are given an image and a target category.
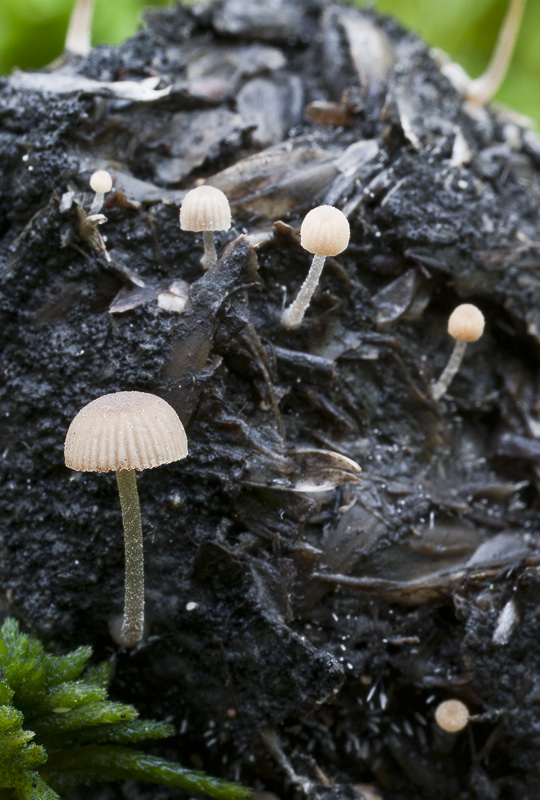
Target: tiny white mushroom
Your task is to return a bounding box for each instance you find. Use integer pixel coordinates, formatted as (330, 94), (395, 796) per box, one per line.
(434, 699), (470, 733)
(179, 185), (231, 270)
(431, 304), (485, 401)
(436, 0), (526, 108)
(89, 169), (113, 214)
(281, 205), (350, 330)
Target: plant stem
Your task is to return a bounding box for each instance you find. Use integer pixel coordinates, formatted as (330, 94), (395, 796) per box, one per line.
(281, 253), (326, 330)
(431, 339), (467, 401)
(116, 470), (144, 648)
(202, 231), (217, 270)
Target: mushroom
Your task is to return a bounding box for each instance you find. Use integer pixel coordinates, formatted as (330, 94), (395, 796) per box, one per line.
(281, 205), (350, 330)
(89, 169), (113, 214)
(64, 391), (188, 648)
(179, 185), (231, 270)
(434, 699), (470, 733)
(437, 0), (526, 108)
(431, 303), (485, 401)
(465, 0), (526, 106)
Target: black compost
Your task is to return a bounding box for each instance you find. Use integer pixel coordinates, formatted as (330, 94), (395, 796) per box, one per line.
(1, 2), (540, 798)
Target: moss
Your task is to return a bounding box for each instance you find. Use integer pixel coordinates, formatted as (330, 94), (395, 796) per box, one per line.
(0, 618), (251, 800)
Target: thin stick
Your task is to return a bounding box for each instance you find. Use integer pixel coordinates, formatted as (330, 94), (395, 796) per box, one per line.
(116, 469), (145, 648)
(65, 0), (95, 56)
(467, 0), (526, 105)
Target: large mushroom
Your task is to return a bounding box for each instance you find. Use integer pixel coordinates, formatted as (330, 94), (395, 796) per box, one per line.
(64, 391), (188, 648)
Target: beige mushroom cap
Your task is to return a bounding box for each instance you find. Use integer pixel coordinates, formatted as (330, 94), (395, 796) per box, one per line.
(65, 391), (188, 473)
(300, 205), (350, 257)
(448, 304), (485, 342)
(89, 170), (113, 194)
(435, 699), (469, 733)
(179, 186), (231, 232)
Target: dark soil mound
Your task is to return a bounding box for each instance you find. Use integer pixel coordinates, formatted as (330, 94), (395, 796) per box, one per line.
(1, 2), (540, 798)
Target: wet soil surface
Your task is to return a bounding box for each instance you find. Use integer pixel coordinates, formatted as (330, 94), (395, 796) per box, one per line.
(1, 1), (540, 799)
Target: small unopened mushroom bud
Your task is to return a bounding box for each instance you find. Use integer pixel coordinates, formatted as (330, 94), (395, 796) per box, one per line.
(281, 205), (350, 330)
(89, 170), (113, 214)
(431, 304), (485, 401)
(435, 699), (469, 733)
(180, 185), (231, 270)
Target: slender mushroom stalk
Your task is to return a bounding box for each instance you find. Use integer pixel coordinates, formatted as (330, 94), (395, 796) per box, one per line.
(179, 185), (231, 270)
(431, 304), (485, 401)
(116, 469), (144, 647)
(65, 0), (95, 56)
(89, 170), (113, 215)
(466, 0), (526, 106)
(281, 205), (350, 330)
(201, 231), (217, 268)
(64, 391), (188, 648)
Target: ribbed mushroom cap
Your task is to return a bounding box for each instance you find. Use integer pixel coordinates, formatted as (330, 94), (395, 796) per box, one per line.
(435, 699), (469, 733)
(89, 170), (113, 194)
(65, 391), (188, 473)
(179, 186), (231, 232)
(447, 304), (485, 342)
(300, 205), (350, 257)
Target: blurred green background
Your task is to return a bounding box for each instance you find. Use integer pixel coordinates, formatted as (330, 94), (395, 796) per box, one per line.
(0, 0), (538, 124)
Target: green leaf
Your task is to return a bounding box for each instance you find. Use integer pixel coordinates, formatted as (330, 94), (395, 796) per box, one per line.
(0, 620), (251, 800)
(44, 746), (252, 800)
(83, 661), (114, 689)
(32, 701), (138, 739)
(45, 719), (175, 751)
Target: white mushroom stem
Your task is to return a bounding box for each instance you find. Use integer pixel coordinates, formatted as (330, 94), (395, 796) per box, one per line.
(466, 0), (526, 105)
(281, 254), (326, 330)
(202, 230), (218, 271)
(431, 339), (468, 401)
(89, 192), (105, 215)
(116, 469), (145, 648)
(89, 171), (113, 214)
(65, 0), (95, 56)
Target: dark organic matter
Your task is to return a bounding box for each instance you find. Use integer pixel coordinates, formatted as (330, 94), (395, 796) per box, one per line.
(1, 1), (540, 799)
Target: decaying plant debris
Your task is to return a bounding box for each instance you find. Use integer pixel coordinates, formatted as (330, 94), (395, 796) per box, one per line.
(1, 1), (540, 798)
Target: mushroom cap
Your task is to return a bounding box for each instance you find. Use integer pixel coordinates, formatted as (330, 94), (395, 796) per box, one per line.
(89, 170), (113, 194)
(435, 699), (469, 733)
(300, 205), (350, 257)
(447, 304), (485, 342)
(65, 391), (188, 473)
(179, 185), (231, 232)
